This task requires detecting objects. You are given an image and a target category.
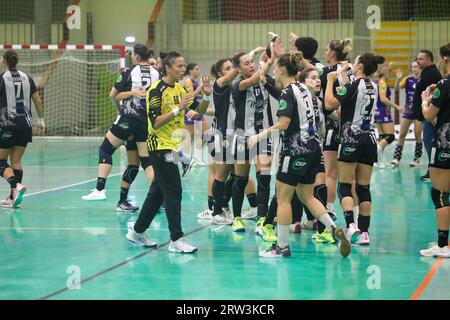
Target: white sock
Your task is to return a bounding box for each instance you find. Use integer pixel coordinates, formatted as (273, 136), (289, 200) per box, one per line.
(277, 225), (290, 248)
(326, 203), (334, 212)
(318, 212), (336, 232)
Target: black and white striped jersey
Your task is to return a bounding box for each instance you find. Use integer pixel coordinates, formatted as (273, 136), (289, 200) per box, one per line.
(0, 69), (36, 125)
(212, 81), (235, 137)
(231, 75), (279, 137)
(277, 82), (321, 157)
(334, 78), (378, 144)
(114, 64), (159, 121)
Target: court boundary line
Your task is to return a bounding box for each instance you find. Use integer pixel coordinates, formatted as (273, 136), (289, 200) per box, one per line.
(38, 225), (209, 300)
(410, 241), (450, 300)
(23, 173), (122, 198)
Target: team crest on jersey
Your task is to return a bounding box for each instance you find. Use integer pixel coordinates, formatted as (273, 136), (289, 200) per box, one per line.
(116, 75), (122, 83)
(433, 88), (441, 99)
(317, 68), (324, 76)
(278, 99), (287, 110)
(337, 87), (347, 96)
(0, 131), (12, 140)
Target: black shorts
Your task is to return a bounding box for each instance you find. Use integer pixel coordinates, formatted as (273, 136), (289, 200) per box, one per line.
(0, 117), (32, 149)
(124, 135), (137, 151)
(208, 134), (234, 164)
(323, 126), (340, 152)
(276, 152), (321, 186)
(110, 114), (147, 143)
(337, 133), (377, 166)
(430, 144), (450, 169)
(318, 154), (325, 173)
(232, 134), (272, 162)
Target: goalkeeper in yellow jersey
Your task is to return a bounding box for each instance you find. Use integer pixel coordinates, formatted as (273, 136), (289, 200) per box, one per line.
(126, 51), (212, 253)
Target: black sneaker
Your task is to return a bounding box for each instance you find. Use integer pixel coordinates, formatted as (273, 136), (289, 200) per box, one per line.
(116, 200), (139, 212)
(420, 171), (431, 182)
(181, 158), (195, 178)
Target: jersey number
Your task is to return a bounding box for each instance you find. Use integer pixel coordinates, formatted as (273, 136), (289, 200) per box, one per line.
(142, 77), (152, 91)
(14, 82), (23, 99)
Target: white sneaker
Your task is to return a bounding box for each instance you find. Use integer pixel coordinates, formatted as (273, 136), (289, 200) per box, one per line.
(378, 162), (386, 169)
(345, 223), (361, 244)
(409, 159), (421, 167)
(301, 219), (317, 231)
(222, 207), (233, 220)
(193, 158), (207, 166)
(357, 232), (370, 245)
(210, 213), (233, 225)
(241, 207), (257, 219)
(12, 183), (27, 207)
(420, 244), (450, 258)
(82, 189), (106, 200)
(391, 159), (400, 166)
(2, 196), (18, 209)
(289, 222), (302, 233)
(125, 226), (157, 248)
(168, 238), (198, 253)
(197, 208), (213, 219)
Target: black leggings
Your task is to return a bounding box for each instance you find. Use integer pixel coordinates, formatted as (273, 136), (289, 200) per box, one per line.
(134, 150), (183, 241)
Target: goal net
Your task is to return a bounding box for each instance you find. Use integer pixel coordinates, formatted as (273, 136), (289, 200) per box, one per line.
(0, 44), (125, 136)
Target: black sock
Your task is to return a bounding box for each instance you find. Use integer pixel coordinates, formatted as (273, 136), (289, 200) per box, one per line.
(314, 184), (328, 206)
(7, 176), (17, 189)
(96, 177), (106, 191)
(212, 180), (225, 216)
(246, 193), (257, 208)
(223, 174), (235, 209)
(344, 210), (354, 228)
(119, 187), (129, 203)
(13, 169), (23, 183)
(208, 196), (214, 211)
(317, 221), (326, 234)
(264, 196), (277, 226)
(231, 176), (248, 217)
(256, 172), (271, 218)
(304, 206), (315, 221)
(414, 143), (423, 160)
(438, 229), (449, 248)
(291, 194), (303, 222)
(393, 145), (403, 161)
(358, 215), (371, 233)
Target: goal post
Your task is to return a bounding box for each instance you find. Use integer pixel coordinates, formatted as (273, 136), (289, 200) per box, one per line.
(0, 44), (126, 137)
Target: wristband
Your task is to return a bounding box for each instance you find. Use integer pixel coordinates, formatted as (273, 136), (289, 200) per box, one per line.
(172, 107), (180, 116)
(37, 117), (45, 127)
(203, 94), (211, 102)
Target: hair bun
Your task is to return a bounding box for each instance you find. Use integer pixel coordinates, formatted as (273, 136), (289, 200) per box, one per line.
(375, 55), (385, 65)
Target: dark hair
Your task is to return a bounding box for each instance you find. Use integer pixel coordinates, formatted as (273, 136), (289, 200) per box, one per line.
(232, 52), (247, 68)
(419, 50), (434, 62)
(358, 53), (385, 76)
(2, 49), (18, 69)
(439, 43), (450, 59)
(159, 51), (168, 60)
(298, 68), (317, 83)
(133, 43), (153, 61)
(329, 38), (352, 61)
(295, 37), (318, 60)
(185, 63), (198, 76)
(277, 52), (303, 77)
(161, 51), (182, 76)
(211, 58), (231, 79)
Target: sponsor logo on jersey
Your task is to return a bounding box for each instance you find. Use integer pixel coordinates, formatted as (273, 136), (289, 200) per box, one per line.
(343, 145), (356, 155)
(438, 151), (450, 162)
(292, 157), (307, 170)
(278, 99), (287, 110)
(118, 122), (129, 130)
(433, 88), (441, 99)
(223, 139), (229, 149)
(337, 87), (347, 96)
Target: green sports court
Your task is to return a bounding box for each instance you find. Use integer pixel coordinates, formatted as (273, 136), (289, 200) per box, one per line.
(0, 139), (448, 300)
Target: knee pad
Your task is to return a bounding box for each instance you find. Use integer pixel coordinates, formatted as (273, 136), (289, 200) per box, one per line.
(385, 134), (395, 144)
(122, 165), (139, 184)
(257, 172), (271, 192)
(99, 138), (116, 165)
(0, 160), (10, 177)
(356, 184), (372, 203)
(233, 175), (249, 194)
(314, 184), (328, 206)
(140, 156), (152, 170)
(338, 183), (352, 201)
(431, 188), (450, 209)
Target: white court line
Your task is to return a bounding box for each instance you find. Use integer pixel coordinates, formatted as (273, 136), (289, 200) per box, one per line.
(23, 173), (123, 198)
(0, 227), (168, 231)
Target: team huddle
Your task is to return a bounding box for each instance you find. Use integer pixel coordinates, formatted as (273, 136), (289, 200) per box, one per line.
(1, 34), (449, 259)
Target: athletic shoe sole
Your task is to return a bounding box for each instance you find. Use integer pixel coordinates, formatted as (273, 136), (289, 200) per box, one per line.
(13, 187), (27, 207)
(334, 227), (351, 257)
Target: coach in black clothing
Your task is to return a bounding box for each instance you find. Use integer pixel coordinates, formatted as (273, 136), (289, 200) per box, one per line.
(412, 50), (442, 181)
